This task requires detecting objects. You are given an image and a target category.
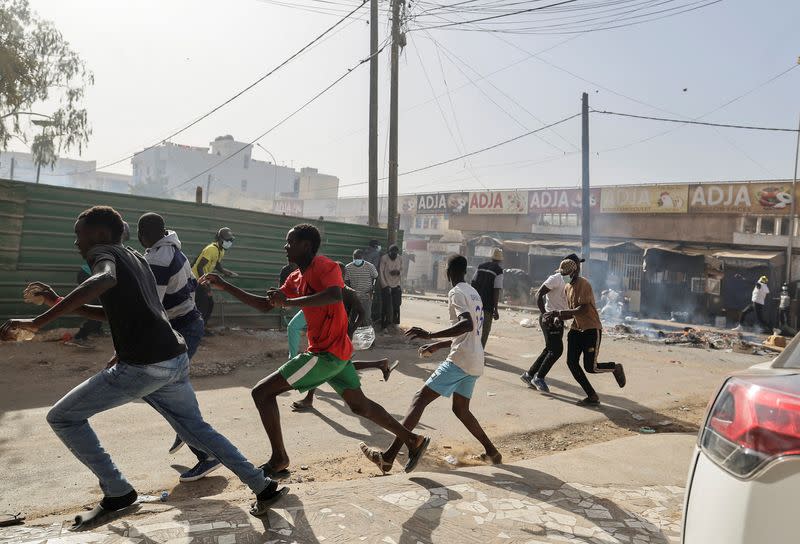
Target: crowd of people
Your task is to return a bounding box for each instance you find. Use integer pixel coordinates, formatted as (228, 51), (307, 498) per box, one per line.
(0, 205), (638, 529)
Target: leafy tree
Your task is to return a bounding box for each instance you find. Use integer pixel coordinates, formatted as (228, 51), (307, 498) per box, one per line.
(0, 0), (93, 167)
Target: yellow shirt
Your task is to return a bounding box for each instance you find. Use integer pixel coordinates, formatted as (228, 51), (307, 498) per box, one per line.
(192, 243), (225, 278)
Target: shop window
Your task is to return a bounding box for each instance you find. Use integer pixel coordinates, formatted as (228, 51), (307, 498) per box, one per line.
(780, 217), (791, 236)
(538, 213), (580, 226)
(742, 216), (757, 234)
(761, 217), (776, 235)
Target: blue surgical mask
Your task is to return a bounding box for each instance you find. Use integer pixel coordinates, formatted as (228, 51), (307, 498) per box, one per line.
(222, 240), (233, 250)
(561, 274), (572, 283)
(354, 259), (364, 266)
(376, 245), (382, 252)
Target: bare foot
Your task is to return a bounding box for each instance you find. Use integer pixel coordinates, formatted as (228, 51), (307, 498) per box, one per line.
(480, 450), (503, 465)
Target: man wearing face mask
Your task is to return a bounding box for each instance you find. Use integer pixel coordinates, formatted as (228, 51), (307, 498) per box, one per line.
(363, 240), (383, 325)
(546, 257), (626, 406)
(380, 244), (403, 334)
(346, 249), (378, 326)
(192, 227), (238, 334)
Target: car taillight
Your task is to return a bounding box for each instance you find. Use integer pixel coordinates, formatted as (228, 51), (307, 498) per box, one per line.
(700, 374), (800, 478)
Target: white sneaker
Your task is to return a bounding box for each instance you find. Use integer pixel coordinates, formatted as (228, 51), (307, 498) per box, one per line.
(731, 325), (743, 332)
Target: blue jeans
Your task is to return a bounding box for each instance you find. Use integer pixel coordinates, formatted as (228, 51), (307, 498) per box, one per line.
(287, 311), (307, 359)
(46, 353), (270, 498)
(175, 317), (209, 462)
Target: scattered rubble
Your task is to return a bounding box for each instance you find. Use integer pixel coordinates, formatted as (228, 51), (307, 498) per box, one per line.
(606, 323), (781, 355)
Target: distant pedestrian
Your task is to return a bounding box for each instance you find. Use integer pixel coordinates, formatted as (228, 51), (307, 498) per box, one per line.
(192, 227), (238, 334)
(471, 248), (503, 348)
(360, 254), (500, 475)
(549, 258), (626, 406)
(521, 253), (583, 392)
(363, 240), (383, 325)
(733, 276), (770, 333)
(138, 212), (222, 482)
(779, 283), (791, 330)
(345, 249), (378, 326)
(379, 244), (403, 334)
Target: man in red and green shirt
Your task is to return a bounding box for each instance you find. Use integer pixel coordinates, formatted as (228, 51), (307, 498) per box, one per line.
(202, 224), (430, 477)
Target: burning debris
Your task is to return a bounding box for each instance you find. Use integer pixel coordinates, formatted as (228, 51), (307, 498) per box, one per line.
(606, 323), (778, 355)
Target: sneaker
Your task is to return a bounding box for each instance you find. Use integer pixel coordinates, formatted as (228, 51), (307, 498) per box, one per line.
(519, 373), (534, 388)
(179, 459), (222, 482)
(731, 325), (743, 332)
(532, 376), (550, 393)
(576, 396), (600, 407)
(168, 436), (185, 455)
(613, 364), (626, 388)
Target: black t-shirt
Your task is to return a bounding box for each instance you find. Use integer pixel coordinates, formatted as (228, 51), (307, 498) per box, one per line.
(471, 260), (504, 310)
(87, 244), (187, 364)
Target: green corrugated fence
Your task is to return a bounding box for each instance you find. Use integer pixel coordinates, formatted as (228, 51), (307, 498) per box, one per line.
(0, 179), (395, 329)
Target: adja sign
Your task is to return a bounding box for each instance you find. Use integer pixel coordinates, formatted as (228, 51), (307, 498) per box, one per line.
(528, 188), (600, 213)
(468, 191), (528, 215)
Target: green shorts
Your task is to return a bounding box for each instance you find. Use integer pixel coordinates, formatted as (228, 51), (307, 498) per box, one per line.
(278, 351), (361, 396)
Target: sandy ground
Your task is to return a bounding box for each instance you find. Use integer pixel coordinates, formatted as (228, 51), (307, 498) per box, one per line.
(0, 298), (766, 519)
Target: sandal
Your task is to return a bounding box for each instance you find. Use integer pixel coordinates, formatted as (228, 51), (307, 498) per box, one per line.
(383, 360), (400, 381)
(404, 436), (431, 474)
(479, 452), (503, 465)
(250, 486), (289, 517)
(359, 442), (393, 475)
(0, 513), (25, 528)
(291, 401), (313, 412)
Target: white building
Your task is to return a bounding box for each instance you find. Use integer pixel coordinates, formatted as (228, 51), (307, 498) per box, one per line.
(0, 150), (131, 193)
(131, 136), (339, 209)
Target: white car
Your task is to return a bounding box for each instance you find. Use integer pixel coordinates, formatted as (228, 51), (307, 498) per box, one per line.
(681, 333), (800, 543)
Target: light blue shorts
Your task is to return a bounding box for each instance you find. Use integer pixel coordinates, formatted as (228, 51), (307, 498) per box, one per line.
(425, 360), (478, 399)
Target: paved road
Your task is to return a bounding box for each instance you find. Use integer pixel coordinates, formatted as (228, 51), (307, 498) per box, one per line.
(0, 434), (694, 543)
(0, 298), (759, 518)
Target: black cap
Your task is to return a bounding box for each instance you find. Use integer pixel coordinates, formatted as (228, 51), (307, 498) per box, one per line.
(565, 253), (585, 264)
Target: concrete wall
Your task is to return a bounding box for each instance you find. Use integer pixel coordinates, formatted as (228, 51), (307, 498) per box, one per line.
(590, 213), (740, 244)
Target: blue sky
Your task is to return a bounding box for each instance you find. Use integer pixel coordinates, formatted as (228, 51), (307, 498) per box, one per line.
(19, 0), (800, 196)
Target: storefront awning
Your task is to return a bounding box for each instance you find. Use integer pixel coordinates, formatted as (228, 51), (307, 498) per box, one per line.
(712, 250), (785, 268)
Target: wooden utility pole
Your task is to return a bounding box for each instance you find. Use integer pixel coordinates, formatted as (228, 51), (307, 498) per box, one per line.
(786, 112), (800, 283)
(581, 92), (591, 274)
(368, 0), (379, 227)
(387, 0), (403, 244)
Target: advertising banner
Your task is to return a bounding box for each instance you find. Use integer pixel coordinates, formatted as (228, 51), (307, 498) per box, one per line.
(408, 192), (469, 214)
(688, 182), (793, 214)
(600, 185), (688, 214)
(468, 191), (528, 214)
(272, 199), (304, 216)
(399, 195), (418, 215)
(528, 188), (600, 213)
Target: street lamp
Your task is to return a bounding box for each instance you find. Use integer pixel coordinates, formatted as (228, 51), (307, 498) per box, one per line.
(32, 117), (57, 184)
(256, 143), (280, 202)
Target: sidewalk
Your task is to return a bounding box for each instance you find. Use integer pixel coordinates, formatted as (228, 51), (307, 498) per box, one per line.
(0, 434), (694, 544)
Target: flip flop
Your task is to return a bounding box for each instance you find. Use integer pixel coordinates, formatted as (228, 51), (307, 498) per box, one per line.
(259, 462), (291, 480)
(0, 513), (25, 527)
(384, 360), (400, 381)
(250, 486), (289, 517)
(404, 436), (431, 474)
(291, 401), (313, 412)
(359, 442), (393, 475)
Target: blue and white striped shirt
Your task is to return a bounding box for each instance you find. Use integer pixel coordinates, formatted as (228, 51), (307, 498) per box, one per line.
(144, 231), (201, 329)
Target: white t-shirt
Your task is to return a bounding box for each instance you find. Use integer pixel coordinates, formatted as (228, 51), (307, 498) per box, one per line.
(542, 273), (568, 312)
(752, 283), (769, 305)
(446, 282), (484, 376)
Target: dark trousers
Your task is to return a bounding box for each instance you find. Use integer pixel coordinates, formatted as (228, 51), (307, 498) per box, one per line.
(566, 329), (615, 398)
(779, 308), (790, 329)
(371, 285), (382, 326)
(739, 302), (768, 330)
(381, 286), (402, 329)
(481, 310), (493, 348)
(528, 315), (564, 379)
(175, 317), (209, 462)
(195, 287), (214, 325)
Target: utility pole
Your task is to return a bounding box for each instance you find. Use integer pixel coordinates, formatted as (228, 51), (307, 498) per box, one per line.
(786, 112), (800, 284)
(206, 174), (212, 203)
(581, 92), (591, 275)
(387, 0), (403, 244)
(367, 0), (379, 227)
(9, 156), (14, 181)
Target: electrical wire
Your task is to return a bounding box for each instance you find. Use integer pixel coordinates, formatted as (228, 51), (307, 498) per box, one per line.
(591, 110), (800, 133)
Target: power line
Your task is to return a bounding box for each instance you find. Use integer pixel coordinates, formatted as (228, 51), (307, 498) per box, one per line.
(160, 40), (391, 196)
(591, 110), (800, 133)
(339, 112), (580, 188)
(51, 0), (369, 177)
(409, 0), (579, 30)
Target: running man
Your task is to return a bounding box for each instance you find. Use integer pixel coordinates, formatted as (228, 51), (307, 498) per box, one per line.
(192, 227), (238, 334)
(0, 206), (285, 523)
(520, 253), (583, 392)
(360, 254), (501, 474)
(547, 258), (626, 406)
(201, 224), (430, 476)
(137, 212), (222, 481)
(291, 261), (398, 412)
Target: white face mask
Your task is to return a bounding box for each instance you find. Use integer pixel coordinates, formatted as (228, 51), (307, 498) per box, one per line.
(561, 274), (572, 283)
(353, 259), (364, 266)
(222, 240), (233, 250)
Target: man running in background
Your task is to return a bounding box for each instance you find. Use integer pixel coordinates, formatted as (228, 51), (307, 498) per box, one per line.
(471, 248), (503, 348)
(733, 275), (771, 334)
(0, 206), (285, 522)
(201, 224), (429, 476)
(360, 254), (501, 475)
(137, 212), (222, 482)
(192, 227), (238, 334)
(520, 253), (582, 393)
(549, 258), (626, 406)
